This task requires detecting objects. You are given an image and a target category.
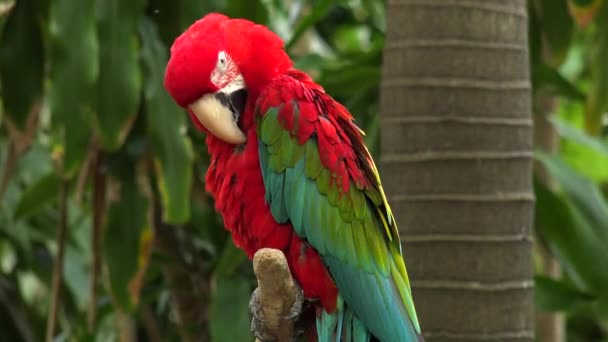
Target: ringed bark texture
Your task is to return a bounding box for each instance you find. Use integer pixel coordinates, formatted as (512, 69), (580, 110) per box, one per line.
(379, 1), (534, 341)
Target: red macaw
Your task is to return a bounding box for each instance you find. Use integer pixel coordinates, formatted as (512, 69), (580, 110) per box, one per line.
(164, 13), (422, 342)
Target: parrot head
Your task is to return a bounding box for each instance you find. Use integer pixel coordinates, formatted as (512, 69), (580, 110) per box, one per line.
(164, 13), (292, 145)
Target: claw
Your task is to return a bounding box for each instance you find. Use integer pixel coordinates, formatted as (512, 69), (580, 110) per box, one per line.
(282, 282), (304, 321)
(250, 283), (305, 342)
(250, 288), (276, 341)
(249, 288), (267, 323)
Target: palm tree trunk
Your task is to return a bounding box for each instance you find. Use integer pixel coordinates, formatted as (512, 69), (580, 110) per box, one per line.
(379, 1), (534, 340)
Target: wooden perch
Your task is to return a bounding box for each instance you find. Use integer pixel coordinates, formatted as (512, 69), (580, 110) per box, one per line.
(252, 248), (299, 342)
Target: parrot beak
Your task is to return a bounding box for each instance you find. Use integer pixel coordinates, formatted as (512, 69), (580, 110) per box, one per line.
(189, 88), (248, 144)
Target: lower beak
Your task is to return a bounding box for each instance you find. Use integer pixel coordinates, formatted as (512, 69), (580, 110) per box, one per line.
(188, 89), (248, 144)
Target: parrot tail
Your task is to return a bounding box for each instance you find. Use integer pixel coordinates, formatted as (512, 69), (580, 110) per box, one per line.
(316, 297), (370, 342)
(314, 294), (424, 342)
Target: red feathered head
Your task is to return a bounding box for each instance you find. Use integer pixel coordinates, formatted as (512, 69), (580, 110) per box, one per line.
(164, 14), (292, 144)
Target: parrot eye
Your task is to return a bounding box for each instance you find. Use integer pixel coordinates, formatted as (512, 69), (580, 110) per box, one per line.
(217, 51), (228, 70)
(211, 51), (240, 89)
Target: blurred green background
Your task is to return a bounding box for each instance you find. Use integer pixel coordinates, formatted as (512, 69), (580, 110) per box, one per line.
(0, 0), (607, 341)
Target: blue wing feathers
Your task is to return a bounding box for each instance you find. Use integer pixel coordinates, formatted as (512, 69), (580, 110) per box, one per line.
(257, 91), (421, 341)
(325, 255), (419, 342)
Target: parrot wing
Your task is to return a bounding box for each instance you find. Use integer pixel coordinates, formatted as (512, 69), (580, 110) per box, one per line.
(256, 71), (422, 342)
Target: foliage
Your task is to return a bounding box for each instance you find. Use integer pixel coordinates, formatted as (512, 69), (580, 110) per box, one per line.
(1, 0), (608, 340)
(0, 0), (384, 340)
(530, 0), (608, 340)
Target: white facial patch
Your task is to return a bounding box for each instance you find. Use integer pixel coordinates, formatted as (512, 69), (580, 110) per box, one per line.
(217, 51), (228, 72)
(221, 74), (245, 93)
(211, 51), (239, 88)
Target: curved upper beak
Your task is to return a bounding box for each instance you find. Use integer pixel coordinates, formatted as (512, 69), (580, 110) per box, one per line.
(189, 89), (248, 144)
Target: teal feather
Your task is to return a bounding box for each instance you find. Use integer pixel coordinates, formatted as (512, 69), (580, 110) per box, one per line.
(257, 93), (422, 341)
(342, 309), (353, 342)
(284, 158), (304, 227)
(325, 255), (420, 342)
(336, 308), (344, 342)
(352, 313), (370, 342)
(299, 178), (313, 235)
(258, 139), (270, 203)
(282, 162), (297, 219)
(316, 297), (371, 342)
(316, 307), (338, 342)
(269, 171), (288, 223)
(304, 177), (327, 255)
(351, 219), (372, 271)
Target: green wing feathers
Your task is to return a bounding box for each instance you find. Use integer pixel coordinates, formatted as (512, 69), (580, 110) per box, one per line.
(257, 91), (421, 341)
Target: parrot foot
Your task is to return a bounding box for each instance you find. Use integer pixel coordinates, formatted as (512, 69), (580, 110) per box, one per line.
(282, 282), (304, 321)
(250, 288), (272, 341)
(249, 283), (305, 342)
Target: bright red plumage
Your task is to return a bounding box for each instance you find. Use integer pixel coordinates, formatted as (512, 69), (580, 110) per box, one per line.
(165, 14), (344, 312)
(202, 91), (339, 312)
(164, 14), (423, 341)
(202, 66), (377, 315)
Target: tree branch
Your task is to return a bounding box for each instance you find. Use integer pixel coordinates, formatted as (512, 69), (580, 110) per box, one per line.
(153, 218), (209, 342)
(252, 248), (298, 342)
(45, 179), (68, 342)
(88, 148), (105, 331)
(0, 105), (40, 201)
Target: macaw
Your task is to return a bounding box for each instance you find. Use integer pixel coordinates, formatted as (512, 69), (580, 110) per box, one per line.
(164, 13), (422, 342)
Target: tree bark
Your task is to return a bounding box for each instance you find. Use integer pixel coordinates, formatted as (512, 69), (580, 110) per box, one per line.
(380, 1), (534, 341)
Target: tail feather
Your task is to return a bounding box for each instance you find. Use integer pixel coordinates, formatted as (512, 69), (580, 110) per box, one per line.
(316, 308), (338, 341)
(324, 255), (423, 342)
(316, 298), (371, 342)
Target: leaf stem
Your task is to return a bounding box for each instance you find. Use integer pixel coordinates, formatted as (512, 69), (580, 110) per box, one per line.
(88, 149), (105, 331)
(45, 179), (69, 342)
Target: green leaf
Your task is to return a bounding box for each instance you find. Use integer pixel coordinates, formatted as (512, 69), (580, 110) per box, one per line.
(551, 117), (608, 156)
(362, 0), (386, 32)
(568, 0), (605, 27)
(556, 102), (608, 181)
(532, 62), (585, 101)
(140, 18), (193, 224)
(318, 66), (380, 98)
(226, 0), (269, 25)
(535, 275), (594, 312)
(214, 239), (248, 276)
(49, 0), (98, 177)
(538, 0), (574, 63)
(528, 0), (542, 65)
(594, 294), (608, 320)
(293, 53), (326, 74)
(0, 0), (44, 130)
(64, 245), (91, 311)
(534, 178), (608, 293)
(285, 0), (333, 52)
(179, 0), (218, 30)
(332, 25), (371, 54)
(585, 3), (608, 134)
(103, 180), (150, 311)
(94, 0), (146, 151)
(210, 274), (253, 342)
(14, 172), (60, 219)
(572, 0), (597, 5)
(536, 152), (608, 244)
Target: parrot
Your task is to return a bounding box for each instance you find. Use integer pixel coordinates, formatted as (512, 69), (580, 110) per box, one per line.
(164, 13), (423, 342)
